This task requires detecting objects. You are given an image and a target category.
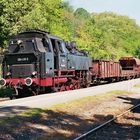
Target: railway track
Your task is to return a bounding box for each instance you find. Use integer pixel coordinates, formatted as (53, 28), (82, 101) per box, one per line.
(0, 98), (9, 102)
(73, 102), (140, 140)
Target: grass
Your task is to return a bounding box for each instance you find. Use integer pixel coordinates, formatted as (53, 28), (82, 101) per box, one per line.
(0, 115), (20, 124)
(0, 90), (135, 125)
(134, 83), (140, 88)
(15, 90), (134, 116)
(19, 108), (44, 117)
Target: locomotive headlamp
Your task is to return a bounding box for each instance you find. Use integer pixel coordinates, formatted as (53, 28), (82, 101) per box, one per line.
(32, 71), (37, 76)
(0, 78), (6, 87)
(6, 72), (11, 76)
(17, 40), (23, 45)
(25, 77), (33, 86)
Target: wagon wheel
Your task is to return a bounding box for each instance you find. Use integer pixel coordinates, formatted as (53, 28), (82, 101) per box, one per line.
(74, 82), (81, 89)
(65, 83), (74, 91)
(59, 85), (66, 92)
(65, 85), (69, 91)
(70, 83), (75, 90)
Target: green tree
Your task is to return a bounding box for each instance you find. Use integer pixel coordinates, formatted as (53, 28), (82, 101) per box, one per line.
(74, 8), (90, 19)
(0, 1), (140, 61)
(0, 0), (38, 47)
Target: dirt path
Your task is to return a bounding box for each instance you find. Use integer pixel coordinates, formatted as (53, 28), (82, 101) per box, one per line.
(0, 91), (140, 140)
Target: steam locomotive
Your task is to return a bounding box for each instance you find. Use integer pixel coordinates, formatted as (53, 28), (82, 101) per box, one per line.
(0, 30), (92, 98)
(0, 30), (140, 98)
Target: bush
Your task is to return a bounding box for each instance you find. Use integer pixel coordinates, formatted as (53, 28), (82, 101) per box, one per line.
(0, 86), (14, 98)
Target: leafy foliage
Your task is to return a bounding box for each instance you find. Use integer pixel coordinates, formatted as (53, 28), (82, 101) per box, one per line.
(0, 86), (13, 98)
(0, 1), (140, 60)
(74, 8), (90, 19)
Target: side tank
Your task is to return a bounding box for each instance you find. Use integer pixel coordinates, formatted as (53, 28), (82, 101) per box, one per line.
(66, 41), (92, 70)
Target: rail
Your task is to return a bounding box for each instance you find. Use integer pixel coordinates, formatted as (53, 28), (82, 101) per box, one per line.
(73, 102), (140, 140)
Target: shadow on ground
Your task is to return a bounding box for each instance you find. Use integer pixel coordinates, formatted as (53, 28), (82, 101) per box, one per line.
(0, 95), (140, 140)
(117, 95), (140, 113)
(89, 113), (140, 140)
(92, 96), (140, 140)
(0, 106), (95, 140)
(0, 106), (32, 117)
(89, 96), (140, 140)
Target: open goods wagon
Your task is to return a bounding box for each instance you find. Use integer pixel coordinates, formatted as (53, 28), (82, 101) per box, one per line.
(91, 60), (120, 82)
(119, 57), (140, 79)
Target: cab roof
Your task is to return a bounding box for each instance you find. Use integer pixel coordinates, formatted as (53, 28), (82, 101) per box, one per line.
(12, 29), (62, 41)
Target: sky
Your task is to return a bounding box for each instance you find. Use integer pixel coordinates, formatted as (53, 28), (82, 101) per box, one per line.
(68, 0), (140, 26)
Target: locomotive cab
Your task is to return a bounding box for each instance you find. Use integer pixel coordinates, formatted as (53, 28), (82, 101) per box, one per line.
(3, 31), (54, 79)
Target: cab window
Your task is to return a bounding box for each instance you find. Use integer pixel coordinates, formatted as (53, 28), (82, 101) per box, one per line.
(42, 38), (51, 52)
(57, 41), (64, 53)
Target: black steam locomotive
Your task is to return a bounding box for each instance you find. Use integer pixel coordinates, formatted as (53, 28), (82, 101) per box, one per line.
(0, 30), (92, 98)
